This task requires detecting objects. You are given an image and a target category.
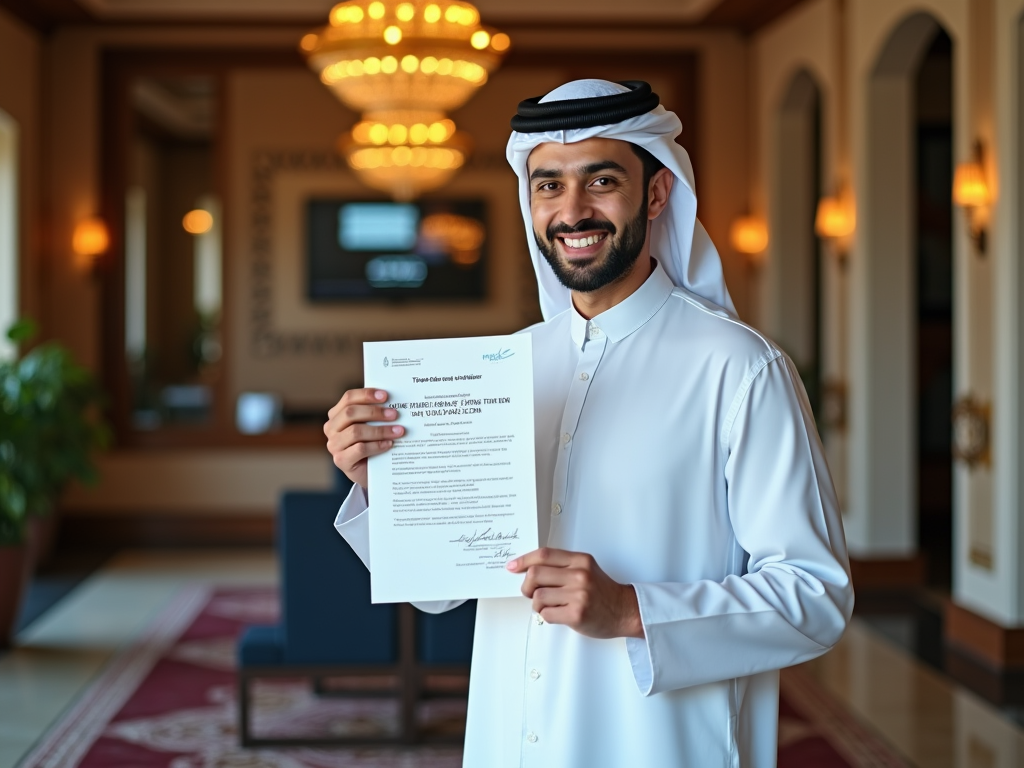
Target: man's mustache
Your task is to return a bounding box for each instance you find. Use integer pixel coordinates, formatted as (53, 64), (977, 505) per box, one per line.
(546, 219), (617, 241)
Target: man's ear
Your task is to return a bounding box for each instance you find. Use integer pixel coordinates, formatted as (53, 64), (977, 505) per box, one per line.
(647, 167), (674, 221)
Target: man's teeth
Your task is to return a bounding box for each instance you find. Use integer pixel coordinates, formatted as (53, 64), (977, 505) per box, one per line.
(562, 234), (606, 249)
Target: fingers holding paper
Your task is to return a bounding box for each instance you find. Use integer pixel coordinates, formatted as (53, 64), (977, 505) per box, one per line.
(325, 388), (405, 489)
(507, 548), (645, 640)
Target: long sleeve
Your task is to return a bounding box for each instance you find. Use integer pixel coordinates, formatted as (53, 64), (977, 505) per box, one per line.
(333, 484), (465, 615)
(626, 354), (854, 696)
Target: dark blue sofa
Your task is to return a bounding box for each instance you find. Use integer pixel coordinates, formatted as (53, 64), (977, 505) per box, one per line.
(237, 475), (476, 746)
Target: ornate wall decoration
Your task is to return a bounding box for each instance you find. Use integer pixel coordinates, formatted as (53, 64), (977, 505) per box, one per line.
(951, 395), (990, 468)
(249, 149), (358, 358)
(952, 394), (993, 571)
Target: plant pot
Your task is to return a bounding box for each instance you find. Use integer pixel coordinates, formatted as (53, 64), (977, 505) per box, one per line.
(0, 544), (28, 649)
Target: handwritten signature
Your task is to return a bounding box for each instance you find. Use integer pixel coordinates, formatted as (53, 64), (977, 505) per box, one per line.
(449, 527), (520, 547)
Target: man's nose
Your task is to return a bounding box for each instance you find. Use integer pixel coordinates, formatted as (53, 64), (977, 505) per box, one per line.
(558, 186), (594, 227)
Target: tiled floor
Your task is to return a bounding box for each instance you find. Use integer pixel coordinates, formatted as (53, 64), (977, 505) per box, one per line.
(3, 550), (1024, 768)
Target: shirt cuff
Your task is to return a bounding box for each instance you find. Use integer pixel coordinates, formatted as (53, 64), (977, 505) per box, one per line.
(334, 483), (371, 569)
(625, 583), (655, 696)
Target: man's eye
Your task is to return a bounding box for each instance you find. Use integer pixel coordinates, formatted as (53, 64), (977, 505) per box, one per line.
(538, 182), (558, 192)
(592, 177), (613, 186)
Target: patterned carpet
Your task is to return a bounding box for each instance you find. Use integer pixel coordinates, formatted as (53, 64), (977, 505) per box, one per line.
(17, 587), (908, 767)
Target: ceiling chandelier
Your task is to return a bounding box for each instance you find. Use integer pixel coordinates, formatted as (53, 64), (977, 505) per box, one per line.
(301, 0), (510, 199)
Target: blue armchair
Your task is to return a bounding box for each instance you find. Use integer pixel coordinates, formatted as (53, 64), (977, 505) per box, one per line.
(237, 477), (476, 746)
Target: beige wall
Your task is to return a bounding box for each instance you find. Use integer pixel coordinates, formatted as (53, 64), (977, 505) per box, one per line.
(46, 23), (749, 517)
(0, 9), (41, 334)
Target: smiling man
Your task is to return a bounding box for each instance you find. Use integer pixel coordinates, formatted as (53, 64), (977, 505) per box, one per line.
(326, 79), (853, 767)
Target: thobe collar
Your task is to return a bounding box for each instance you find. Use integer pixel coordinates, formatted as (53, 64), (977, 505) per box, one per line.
(569, 258), (675, 349)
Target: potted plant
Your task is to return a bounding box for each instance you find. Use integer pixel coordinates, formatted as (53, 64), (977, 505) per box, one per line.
(0, 320), (109, 647)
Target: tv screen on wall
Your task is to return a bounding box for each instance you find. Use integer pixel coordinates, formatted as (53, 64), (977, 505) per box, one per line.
(306, 198), (487, 301)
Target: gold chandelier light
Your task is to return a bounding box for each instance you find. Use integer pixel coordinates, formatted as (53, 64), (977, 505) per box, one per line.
(301, 0), (510, 199)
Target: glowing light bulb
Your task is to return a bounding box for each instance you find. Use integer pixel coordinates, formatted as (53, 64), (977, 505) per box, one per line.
(470, 30), (490, 50)
(729, 216), (769, 255)
(491, 33), (511, 51)
(300, 33), (318, 51)
(182, 209), (214, 235)
(383, 25), (402, 44)
(424, 3), (441, 22)
(388, 123), (408, 144)
(409, 123), (429, 144)
(72, 218), (109, 257)
(368, 2), (385, 19)
(401, 54), (419, 73)
(381, 55), (398, 73)
(396, 3), (415, 21)
(368, 123), (389, 144)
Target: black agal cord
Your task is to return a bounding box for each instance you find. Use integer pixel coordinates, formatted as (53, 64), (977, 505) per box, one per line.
(510, 80), (660, 133)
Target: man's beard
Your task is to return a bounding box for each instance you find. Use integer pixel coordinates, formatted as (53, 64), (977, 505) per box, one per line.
(534, 195), (649, 293)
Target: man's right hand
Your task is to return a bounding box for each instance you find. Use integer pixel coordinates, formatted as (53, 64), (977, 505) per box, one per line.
(324, 388), (404, 489)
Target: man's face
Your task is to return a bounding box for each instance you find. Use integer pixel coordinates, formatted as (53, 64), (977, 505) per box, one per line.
(527, 138), (651, 293)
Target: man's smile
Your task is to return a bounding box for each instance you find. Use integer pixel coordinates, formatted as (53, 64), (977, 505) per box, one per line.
(556, 231), (609, 259)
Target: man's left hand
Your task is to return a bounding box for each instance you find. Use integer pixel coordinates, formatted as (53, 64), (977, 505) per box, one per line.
(507, 548), (644, 640)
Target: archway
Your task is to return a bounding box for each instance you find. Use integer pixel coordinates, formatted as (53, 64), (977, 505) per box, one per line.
(771, 70), (823, 414)
(851, 12), (954, 579)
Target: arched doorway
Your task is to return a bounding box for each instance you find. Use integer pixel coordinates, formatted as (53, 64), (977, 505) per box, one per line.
(914, 30), (954, 587)
(851, 12), (954, 583)
(771, 70), (823, 415)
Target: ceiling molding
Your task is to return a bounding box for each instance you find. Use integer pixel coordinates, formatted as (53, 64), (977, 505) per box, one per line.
(0, 0), (811, 35)
(701, 0), (810, 35)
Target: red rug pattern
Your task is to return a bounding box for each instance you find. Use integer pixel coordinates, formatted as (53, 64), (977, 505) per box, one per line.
(18, 586), (908, 767)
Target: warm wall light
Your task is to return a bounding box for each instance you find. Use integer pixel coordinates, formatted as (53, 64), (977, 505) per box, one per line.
(815, 189), (856, 267)
(729, 216), (768, 259)
(183, 209), (214, 235)
(815, 195), (855, 240)
(953, 140), (992, 254)
(72, 217), (109, 263)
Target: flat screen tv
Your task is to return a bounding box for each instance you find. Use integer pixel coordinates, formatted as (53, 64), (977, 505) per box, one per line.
(306, 198), (487, 300)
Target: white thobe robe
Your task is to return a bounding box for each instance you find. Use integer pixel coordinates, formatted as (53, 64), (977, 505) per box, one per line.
(336, 260), (853, 768)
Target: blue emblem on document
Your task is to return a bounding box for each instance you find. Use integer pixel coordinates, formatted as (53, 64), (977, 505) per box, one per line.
(482, 348), (514, 362)
(384, 357), (389, 367)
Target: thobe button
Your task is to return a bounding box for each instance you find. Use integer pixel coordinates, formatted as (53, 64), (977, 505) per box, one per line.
(534, 613), (544, 625)
(579, 372), (590, 381)
(589, 325), (602, 338)
(552, 502), (562, 516)
(530, 669), (541, 680)
(526, 732), (538, 743)
(562, 433), (571, 445)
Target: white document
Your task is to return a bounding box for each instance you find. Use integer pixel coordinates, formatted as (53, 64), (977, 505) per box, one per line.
(364, 334), (538, 603)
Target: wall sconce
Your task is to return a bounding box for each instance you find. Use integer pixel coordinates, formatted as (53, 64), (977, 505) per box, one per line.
(815, 188), (856, 266)
(182, 208), (214, 235)
(729, 215), (768, 263)
(72, 217), (109, 269)
(953, 140), (991, 254)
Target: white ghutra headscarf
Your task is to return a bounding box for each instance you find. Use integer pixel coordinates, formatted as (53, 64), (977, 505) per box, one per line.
(505, 79), (737, 321)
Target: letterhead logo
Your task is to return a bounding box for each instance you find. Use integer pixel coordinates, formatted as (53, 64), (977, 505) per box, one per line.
(482, 348), (514, 362)
(384, 357), (389, 367)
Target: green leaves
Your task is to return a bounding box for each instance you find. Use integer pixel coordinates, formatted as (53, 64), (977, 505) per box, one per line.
(6, 318), (37, 345)
(0, 319), (110, 546)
